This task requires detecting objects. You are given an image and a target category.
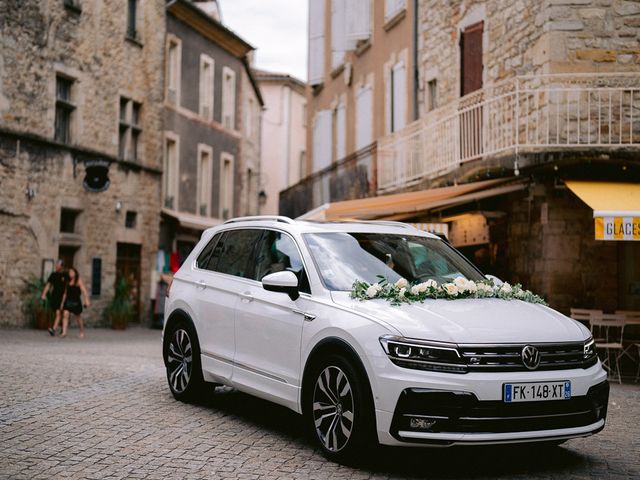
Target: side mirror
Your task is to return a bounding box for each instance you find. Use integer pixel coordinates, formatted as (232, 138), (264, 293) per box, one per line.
(485, 274), (504, 287)
(262, 271), (300, 301)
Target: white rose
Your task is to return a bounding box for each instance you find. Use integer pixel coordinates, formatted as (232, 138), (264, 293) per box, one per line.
(372, 283), (382, 292)
(425, 279), (438, 290)
(466, 280), (478, 293)
(366, 285), (378, 298)
(443, 283), (459, 296)
(395, 278), (408, 289)
(399, 287), (407, 297)
(454, 276), (468, 291)
(410, 285), (421, 295)
(500, 283), (513, 294)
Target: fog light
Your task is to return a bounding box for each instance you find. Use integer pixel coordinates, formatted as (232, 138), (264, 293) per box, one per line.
(409, 417), (437, 430)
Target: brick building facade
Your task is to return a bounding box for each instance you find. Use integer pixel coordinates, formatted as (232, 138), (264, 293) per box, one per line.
(0, 0), (165, 327)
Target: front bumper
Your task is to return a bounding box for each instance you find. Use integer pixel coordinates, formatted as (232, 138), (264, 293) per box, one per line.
(370, 356), (609, 446)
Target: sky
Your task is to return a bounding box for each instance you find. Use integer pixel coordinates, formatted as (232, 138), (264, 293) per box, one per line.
(220, 0), (308, 81)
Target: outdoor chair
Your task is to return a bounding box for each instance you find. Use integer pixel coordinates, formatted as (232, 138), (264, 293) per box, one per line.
(570, 308), (603, 328)
(590, 314), (626, 384)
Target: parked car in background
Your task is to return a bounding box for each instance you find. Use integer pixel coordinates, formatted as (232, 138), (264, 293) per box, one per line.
(162, 216), (608, 462)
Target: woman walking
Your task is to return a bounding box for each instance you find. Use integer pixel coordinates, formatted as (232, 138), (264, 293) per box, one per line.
(58, 267), (90, 338)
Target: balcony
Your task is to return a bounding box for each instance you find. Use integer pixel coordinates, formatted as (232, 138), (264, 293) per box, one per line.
(279, 144), (377, 219)
(378, 73), (640, 192)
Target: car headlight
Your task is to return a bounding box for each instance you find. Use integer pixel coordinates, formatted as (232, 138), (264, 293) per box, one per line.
(379, 335), (467, 374)
(583, 337), (597, 363)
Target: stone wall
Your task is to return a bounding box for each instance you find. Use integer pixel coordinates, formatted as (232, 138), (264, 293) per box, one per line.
(0, 0), (165, 327)
(416, 0), (640, 117)
(504, 182), (619, 314)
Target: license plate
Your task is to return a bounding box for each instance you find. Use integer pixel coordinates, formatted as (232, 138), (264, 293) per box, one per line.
(503, 381), (571, 403)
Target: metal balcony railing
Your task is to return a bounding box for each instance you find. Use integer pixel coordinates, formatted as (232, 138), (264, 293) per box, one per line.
(377, 73), (640, 192)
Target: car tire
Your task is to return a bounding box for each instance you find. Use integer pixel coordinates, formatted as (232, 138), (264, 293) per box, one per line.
(164, 320), (205, 402)
(304, 353), (377, 463)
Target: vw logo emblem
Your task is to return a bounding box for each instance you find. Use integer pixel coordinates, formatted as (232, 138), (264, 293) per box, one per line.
(521, 345), (541, 370)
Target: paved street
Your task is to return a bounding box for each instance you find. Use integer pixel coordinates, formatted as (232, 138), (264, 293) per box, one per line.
(0, 328), (638, 480)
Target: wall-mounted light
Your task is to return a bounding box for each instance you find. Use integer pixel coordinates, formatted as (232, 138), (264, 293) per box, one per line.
(115, 200), (122, 212)
(26, 186), (36, 200)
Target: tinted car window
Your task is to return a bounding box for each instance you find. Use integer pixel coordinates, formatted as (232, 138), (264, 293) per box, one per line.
(212, 229), (262, 278)
(254, 230), (311, 293)
(196, 233), (222, 270)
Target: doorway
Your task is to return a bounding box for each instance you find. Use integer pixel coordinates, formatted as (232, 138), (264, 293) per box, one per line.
(116, 242), (142, 322)
(58, 245), (79, 269)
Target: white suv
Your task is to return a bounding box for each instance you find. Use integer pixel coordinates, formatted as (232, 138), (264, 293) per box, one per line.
(162, 216), (608, 461)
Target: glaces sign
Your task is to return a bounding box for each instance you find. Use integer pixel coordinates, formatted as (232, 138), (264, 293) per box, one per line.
(595, 217), (640, 241)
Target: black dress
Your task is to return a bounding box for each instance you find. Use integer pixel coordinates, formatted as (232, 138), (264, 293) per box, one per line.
(63, 284), (83, 315)
(47, 271), (67, 311)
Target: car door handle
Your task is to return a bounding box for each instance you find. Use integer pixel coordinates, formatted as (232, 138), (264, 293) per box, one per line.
(239, 292), (254, 303)
(196, 280), (207, 290)
(292, 308), (316, 322)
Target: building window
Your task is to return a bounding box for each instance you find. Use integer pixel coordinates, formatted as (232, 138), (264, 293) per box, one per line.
(385, 0), (405, 20)
(55, 75), (75, 144)
(299, 151), (306, 180)
(221, 67), (236, 130)
(312, 110), (332, 172)
(163, 134), (179, 210)
(245, 96), (254, 137)
(60, 208), (80, 233)
(125, 211), (137, 229)
(389, 62), (406, 133)
(166, 36), (181, 105)
(427, 78), (437, 112)
(220, 153), (234, 220)
(63, 0), (81, 13)
(197, 145), (213, 217)
(126, 0), (138, 40)
(308, 0), (325, 85)
(331, 0), (346, 69)
(119, 97), (142, 161)
(355, 85), (373, 150)
(199, 54), (214, 121)
(334, 102), (346, 161)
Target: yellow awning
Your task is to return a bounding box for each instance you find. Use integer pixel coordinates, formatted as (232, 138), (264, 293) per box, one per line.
(298, 178), (527, 221)
(565, 181), (640, 241)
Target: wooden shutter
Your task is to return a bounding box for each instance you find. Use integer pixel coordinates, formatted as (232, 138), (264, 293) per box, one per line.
(460, 21), (483, 96)
(345, 0), (371, 48)
(392, 62), (406, 132)
(308, 0), (325, 85)
(313, 110), (332, 172)
(356, 86), (373, 150)
(331, 0), (346, 68)
(335, 103), (346, 160)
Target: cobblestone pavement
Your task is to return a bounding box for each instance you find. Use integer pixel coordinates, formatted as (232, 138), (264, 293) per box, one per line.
(0, 328), (638, 480)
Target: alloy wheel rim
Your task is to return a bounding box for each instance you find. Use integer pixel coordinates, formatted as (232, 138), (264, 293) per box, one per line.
(167, 328), (192, 393)
(312, 366), (354, 452)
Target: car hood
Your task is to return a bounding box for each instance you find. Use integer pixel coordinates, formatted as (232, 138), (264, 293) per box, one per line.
(330, 292), (588, 344)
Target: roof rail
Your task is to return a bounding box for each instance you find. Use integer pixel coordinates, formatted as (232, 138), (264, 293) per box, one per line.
(356, 220), (419, 230)
(223, 215), (295, 225)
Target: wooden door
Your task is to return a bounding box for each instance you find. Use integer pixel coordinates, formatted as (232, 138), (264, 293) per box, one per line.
(116, 243), (141, 321)
(459, 21), (484, 160)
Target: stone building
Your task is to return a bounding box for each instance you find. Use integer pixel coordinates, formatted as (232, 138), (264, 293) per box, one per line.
(255, 70), (307, 215)
(284, 0), (640, 314)
(0, 0), (165, 327)
(159, 0), (264, 270)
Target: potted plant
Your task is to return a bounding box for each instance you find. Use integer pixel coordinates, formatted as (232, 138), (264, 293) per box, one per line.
(24, 277), (51, 330)
(105, 277), (134, 330)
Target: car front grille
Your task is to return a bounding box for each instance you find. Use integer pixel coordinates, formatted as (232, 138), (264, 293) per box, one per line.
(458, 342), (596, 372)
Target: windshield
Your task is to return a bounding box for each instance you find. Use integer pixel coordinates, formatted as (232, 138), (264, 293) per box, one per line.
(304, 232), (484, 291)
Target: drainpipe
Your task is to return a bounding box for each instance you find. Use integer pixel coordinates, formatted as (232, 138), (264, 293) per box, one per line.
(413, 0), (419, 121)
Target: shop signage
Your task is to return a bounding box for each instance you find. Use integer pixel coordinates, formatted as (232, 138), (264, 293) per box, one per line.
(595, 216), (640, 241)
